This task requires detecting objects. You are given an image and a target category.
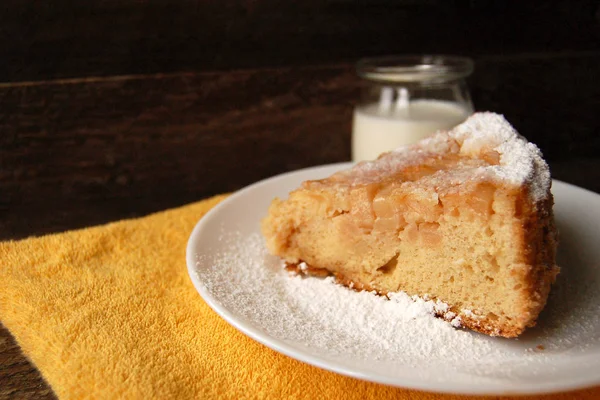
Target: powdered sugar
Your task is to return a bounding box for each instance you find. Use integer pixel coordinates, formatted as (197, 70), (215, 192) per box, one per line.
(334, 112), (551, 202)
(195, 231), (600, 378)
(451, 113), (551, 202)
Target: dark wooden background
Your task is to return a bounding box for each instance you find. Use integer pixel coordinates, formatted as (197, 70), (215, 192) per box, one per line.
(1, 1), (599, 398)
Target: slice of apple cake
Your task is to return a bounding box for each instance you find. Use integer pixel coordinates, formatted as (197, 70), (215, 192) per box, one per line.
(261, 112), (558, 338)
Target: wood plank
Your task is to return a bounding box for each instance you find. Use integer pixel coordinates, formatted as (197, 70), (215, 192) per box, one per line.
(0, 326), (55, 400)
(1, 0), (599, 81)
(0, 65), (355, 239)
(2, 56), (600, 240)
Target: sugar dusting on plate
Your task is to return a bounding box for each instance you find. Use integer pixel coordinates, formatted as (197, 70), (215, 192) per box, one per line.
(196, 232), (600, 379)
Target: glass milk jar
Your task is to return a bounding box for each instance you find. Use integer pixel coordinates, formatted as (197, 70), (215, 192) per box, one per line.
(352, 55), (474, 162)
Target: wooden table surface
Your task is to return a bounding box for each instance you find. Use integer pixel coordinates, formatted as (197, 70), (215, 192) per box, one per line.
(1, 1), (600, 398)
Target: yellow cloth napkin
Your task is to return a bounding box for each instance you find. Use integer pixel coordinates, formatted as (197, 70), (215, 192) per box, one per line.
(1, 195), (598, 399)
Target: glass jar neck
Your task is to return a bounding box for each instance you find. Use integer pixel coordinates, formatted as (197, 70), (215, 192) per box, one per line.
(356, 55), (474, 86)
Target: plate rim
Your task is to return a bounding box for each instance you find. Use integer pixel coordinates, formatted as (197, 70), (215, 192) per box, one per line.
(186, 162), (600, 395)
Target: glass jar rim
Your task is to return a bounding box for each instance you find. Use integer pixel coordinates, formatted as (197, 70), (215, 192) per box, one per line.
(356, 55), (474, 83)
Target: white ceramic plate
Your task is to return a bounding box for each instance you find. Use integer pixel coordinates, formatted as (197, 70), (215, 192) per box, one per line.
(186, 163), (600, 395)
